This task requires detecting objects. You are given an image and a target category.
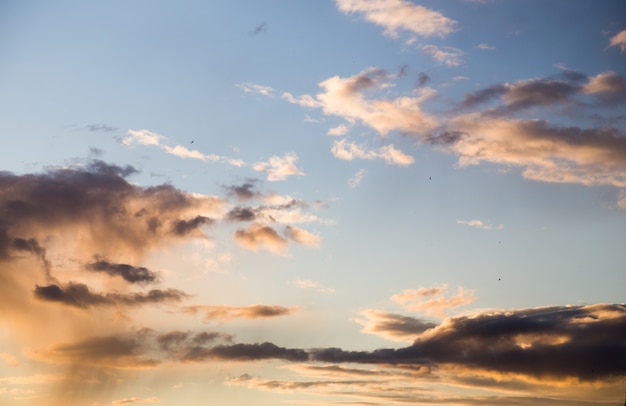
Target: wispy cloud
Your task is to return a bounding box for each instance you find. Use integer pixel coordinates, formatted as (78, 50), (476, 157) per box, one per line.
(457, 219), (504, 230)
(294, 278), (335, 293)
(182, 305), (298, 320)
(236, 82), (274, 96)
(332, 139), (414, 166)
(421, 45), (464, 66)
(608, 29), (626, 53)
(390, 284), (475, 317)
(336, 0), (457, 40)
(348, 168), (367, 188)
(111, 397), (160, 406)
(476, 42), (496, 50)
(123, 129), (244, 166)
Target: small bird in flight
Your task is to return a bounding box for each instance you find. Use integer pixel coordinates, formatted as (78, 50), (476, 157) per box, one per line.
(190, 140), (195, 144)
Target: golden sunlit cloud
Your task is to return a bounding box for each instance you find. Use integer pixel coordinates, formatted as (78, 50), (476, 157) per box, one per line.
(253, 152), (305, 181)
(390, 284), (476, 317)
(335, 0), (457, 39)
(182, 304), (298, 320)
(608, 29), (626, 53)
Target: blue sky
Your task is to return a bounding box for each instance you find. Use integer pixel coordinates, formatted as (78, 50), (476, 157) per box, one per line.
(1, 1), (625, 405)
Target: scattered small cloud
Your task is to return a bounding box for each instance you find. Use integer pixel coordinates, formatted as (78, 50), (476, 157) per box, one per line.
(85, 123), (117, 133)
(182, 304), (297, 321)
(608, 29), (626, 53)
(251, 22), (267, 35)
(390, 284), (476, 317)
(331, 139), (414, 166)
(421, 45), (464, 67)
(236, 82), (275, 96)
(457, 219), (504, 230)
(327, 123), (351, 136)
(123, 129), (244, 166)
(417, 72), (430, 87)
(253, 152), (305, 181)
(348, 168), (366, 188)
(294, 278), (335, 293)
(476, 43), (496, 50)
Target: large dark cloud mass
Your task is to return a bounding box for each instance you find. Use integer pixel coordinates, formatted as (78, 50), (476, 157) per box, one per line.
(310, 304), (626, 382)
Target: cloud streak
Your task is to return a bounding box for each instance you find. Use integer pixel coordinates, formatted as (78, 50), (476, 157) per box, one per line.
(123, 129), (244, 166)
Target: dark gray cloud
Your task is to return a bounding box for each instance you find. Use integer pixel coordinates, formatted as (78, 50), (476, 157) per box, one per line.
(87, 260), (158, 284)
(185, 342), (309, 362)
(171, 215), (213, 236)
(224, 182), (260, 201)
(310, 304), (626, 382)
(417, 72), (430, 87)
(34, 282), (188, 309)
(226, 207), (257, 222)
(182, 304), (297, 320)
(459, 84), (507, 109)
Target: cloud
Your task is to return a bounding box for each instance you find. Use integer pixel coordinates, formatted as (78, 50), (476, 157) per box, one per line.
(236, 82), (274, 96)
(417, 72), (430, 87)
(111, 397), (160, 406)
(315, 68), (438, 136)
(224, 182), (261, 201)
(335, 0), (457, 39)
(390, 285), (475, 317)
(0, 353), (20, 366)
(86, 260), (158, 284)
(123, 129), (244, 166)
(281, 92), (322, 108)
(476, 43), (496, 50)
(331, 139), (414, 166)
(421, 45), (464, 66)
(457, 219), (504, 230)
(37, 334), (159, 368)
(348, 168), (367, 188)
(310, 304), (626, 382)
(33, 283), (188, 309)
(251, 22), (267, 36)
(608, 29), (626, 53)
(85, 123), (117, 133)
(434, 116), (626, 188)
(182, 304), (297, 321)
(233, 223), (288, 253)
(253, 152), (305, 181)
(582, 71), (626, 104)
(327, 123), (351, 136)
(0, 161), (223, 265)
(294, 278), (335, 293)
(284, 225), (320, 247)
(355, 310), (436, 342)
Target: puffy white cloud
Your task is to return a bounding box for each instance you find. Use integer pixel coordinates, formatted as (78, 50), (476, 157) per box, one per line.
(336, 0), (456, 39)
(253, 152), (305, 181)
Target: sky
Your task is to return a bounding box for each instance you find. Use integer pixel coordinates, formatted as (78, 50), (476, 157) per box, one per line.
(0, 1), (625, 405)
